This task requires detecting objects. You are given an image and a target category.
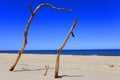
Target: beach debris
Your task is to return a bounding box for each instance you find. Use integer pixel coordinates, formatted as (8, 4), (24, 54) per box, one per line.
(106, 64), (114, 68)
(9, 2), (72, 71)
(108, 64), (114, 68)
(44, 65), (49, 76)
(107, 64), (120, 69)
(55, 16), (78, 78)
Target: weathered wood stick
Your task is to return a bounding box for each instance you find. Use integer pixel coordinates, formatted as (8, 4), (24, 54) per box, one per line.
(54, 16), (78, 78)
(44, 65), (49, 76)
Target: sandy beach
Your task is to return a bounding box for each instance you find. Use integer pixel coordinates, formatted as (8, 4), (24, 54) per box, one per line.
(0, 54), (120, 80)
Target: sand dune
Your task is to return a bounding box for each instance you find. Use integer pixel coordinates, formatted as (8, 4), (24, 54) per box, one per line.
(0, 54), (120, 80)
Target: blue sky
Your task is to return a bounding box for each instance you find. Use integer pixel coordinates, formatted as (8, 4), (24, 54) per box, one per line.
(0, 0), (120, 50)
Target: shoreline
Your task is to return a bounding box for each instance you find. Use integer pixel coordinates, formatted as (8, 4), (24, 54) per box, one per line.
(1, 53), (120, 57)
(0, 53), (120, 80)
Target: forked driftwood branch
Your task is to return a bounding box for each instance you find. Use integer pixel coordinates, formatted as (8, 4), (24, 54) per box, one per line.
(54, 17), (78, 78)
(9, 3), (72, 71)
(44, 65), (49, 76)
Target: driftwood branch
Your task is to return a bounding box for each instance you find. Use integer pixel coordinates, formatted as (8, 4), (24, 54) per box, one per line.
(9, 3), (72, 71)
(44, 65), (49, 76)
(33, 3), (72, 14)
(54, 16), (78, 78)
(28, 2), (33, 15)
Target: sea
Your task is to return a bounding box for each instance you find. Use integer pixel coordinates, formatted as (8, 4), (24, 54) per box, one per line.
(0, 49), (120, 56)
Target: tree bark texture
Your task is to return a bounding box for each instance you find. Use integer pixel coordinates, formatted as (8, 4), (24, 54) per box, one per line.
(9, 3), (72, 71)
(54, 17), (78, 78)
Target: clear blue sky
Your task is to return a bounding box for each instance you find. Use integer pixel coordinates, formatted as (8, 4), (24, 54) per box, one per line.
(0, 0), (120, 50)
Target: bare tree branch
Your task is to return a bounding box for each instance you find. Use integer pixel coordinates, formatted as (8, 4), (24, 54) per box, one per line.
(28, 2), (33, 15)
(60, 16), (77, 49)
(9, 3), (72, 71)
(34, 3), (72, 14)
(55, 16), (78, 78)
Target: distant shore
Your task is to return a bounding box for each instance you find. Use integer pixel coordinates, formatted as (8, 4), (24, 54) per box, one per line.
(0, 53), (120, 80)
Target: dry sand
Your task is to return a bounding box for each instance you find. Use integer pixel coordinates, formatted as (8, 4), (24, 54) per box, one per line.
(0, 53), (120, 80)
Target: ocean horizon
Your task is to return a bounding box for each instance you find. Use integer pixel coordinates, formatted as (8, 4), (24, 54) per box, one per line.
(0, 49), (120, 56)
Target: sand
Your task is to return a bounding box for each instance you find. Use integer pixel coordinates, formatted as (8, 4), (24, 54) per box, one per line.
(0, 53), (120, 80)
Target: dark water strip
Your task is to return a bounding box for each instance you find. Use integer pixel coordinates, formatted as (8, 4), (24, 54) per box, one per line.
(0, 49), (120, 56)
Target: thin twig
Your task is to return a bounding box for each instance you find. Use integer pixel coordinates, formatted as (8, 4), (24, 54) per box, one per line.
(44, 65), (49, 76)
(28, 2), (33, 15)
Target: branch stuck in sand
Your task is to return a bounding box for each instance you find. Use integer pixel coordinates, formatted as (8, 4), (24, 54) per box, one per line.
(44, 65), (49, 76)
(54, 16), (78, 78)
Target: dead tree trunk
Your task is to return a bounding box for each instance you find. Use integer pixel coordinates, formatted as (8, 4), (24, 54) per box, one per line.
(54, 17), (78, 78)
(9, 3), (72, 71)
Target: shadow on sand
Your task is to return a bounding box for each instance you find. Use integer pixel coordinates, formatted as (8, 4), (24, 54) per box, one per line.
(56, 75), (83, 78)
(13, 67), (54, 72)
(13, 68), (83, 79)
